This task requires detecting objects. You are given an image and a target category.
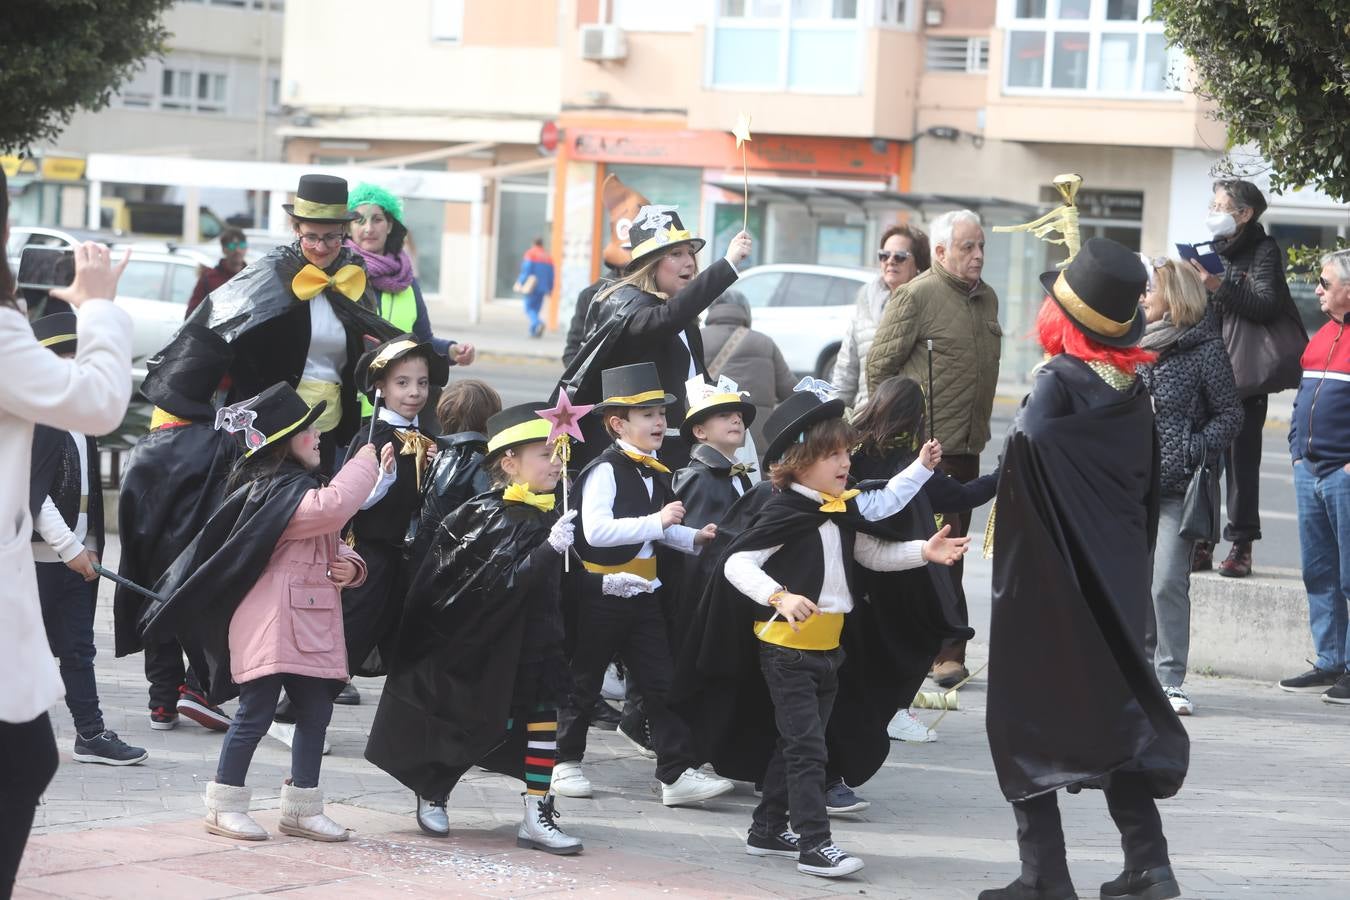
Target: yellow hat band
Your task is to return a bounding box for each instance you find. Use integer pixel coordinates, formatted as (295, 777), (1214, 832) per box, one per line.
(291, 198), (351, 219)
(599, 389), (670, 406)
(630, 228), (695, 261)
(488, 418), (552, 455)
(1052, 272), (1135, 339)
(39, 333), (77, 348)
(688, 392), (747, 416)
(367, 339), (421, 374)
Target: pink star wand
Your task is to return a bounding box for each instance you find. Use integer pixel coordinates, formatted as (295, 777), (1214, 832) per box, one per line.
(537, 390), (594, 571)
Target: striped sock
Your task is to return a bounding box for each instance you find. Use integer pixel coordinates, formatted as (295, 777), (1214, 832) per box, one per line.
(524, 706), (558, 797)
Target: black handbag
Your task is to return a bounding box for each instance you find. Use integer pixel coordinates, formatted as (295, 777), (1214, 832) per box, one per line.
(1178, 435), (1221, 543)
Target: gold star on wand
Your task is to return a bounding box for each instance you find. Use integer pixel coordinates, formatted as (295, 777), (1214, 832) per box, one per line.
(732, 112), (752, 232)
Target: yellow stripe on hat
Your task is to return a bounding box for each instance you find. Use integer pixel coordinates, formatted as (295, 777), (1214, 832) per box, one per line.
(630, 228), (695, 261)
(599, 389), (669, 406)
(487, 418), (552, 455)
(688, 392), (746, 416)
(367, 339), (421, 374)
(245, 408), (318, 457)
(291, 198), (351, 219)
(1052, 272), (1135, 338)
(38, 333), (77, 348)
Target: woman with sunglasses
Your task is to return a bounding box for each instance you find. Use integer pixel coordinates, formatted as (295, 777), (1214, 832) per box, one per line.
(831, 225), (930, 409)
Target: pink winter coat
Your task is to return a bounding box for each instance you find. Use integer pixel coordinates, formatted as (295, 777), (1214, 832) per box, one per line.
(228, 454), (379, 683)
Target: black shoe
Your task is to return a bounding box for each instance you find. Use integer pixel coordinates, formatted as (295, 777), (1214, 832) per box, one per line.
(590, 698), (622, 730)
(797, 841), (864, 878)
(1322, 673), (1350, 705)
(73, 730), (148, 766)
(1278, 662), (1343, 693)
(617, 715), (656, 759)
(824, 778), (870, 815)
(1100, 865), (1180, 900)
(149, 705), (178, 731)
(978, 878), (1078, 900)
(745, 827), (800, 859)
(334, 682), (362, 705)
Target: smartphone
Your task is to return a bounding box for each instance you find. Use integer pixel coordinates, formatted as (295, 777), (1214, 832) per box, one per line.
(17, 246), (76, 291)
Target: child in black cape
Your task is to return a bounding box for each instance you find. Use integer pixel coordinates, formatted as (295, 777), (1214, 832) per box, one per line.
(365, 402), (584, 854)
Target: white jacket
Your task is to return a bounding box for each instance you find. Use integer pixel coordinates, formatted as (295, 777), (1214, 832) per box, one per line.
(0, 300), (132, 723)
(831, 276), (891, 409)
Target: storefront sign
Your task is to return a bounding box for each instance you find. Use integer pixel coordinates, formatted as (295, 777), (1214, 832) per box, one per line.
(41, 157), (87, 181)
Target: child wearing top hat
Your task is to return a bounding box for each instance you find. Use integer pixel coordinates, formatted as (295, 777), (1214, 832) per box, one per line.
(113, 323), (239, 733)
(28, 313), (150, 767)
(552, 361), (737, 807)
(366, 402), (587, 854)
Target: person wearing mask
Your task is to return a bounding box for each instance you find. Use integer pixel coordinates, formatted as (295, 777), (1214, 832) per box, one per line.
(832, 225), (931, 410)
(187, 227), (249, 316)
(1189, 179), (1305, 578)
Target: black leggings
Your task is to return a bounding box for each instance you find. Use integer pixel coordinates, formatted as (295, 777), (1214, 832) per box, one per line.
(0, 713), (59, 896)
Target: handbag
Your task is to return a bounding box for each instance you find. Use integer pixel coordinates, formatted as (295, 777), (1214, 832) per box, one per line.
(1178, 435), (1221, 543)
(513, 274), (538, 295)
(1221, 304), (1308, 399)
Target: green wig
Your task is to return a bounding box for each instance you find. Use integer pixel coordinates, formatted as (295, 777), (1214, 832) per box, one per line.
(347, 182), (405, 224)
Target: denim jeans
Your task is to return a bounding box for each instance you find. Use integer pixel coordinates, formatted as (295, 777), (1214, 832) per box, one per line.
(524, 292), (545, 332)
(35, 561), (105, 737)
(1148, 495), (1195, 688)
(215, 674), (335, 789)
(1294, 461), (1350, 673)
(751, 643), (843, 852)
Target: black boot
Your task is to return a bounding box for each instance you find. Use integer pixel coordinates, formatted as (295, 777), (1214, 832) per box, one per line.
(978, 878), (1078, 900)
(590, 698), (621, 730)
(1100, 866), (1179, 900)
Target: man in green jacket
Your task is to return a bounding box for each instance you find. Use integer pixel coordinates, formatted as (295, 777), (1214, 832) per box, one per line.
(866, 208), (1001, 687)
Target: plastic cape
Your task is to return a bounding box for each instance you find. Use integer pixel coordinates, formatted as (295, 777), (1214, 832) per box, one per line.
(365, 492), (595, 797)
(113, 423), (238, 658)
(670, 485), (972, 786)
(987, 353), (1188, 802)
(669, 444), (746, 651)
(404, 431), (491, 577)
(139, 463), (320, 704)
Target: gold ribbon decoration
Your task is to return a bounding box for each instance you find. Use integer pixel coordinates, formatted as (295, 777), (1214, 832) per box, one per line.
(992, 173), (1083, 270)
(599, 389), (668, 407)
(729, 462), (756, 478)
(622, 449), (671, 475)
(817, 488), (861, 513)
(1051, 272), (1136, 339)
(503, 482), (557, 512)
(291, 263), (368, 302)
(291, 198), (352, 220)
(394, 428), (436, 490)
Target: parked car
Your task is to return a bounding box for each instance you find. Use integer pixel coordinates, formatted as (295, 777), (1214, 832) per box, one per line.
(722, 263), (872, 378)
(6, 225), (114, 266)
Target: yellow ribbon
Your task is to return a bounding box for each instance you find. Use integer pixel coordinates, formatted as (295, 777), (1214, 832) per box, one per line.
(149, 408), (190, 431)
(394, 428), (436, 491)
(622, 449), (671, 474)
(729, 462), (756, 478)
(818, 488), (861, 513)
(600, 389), (668, 406)
(291, 263), (368, 302)
(503, 482), (557, 512)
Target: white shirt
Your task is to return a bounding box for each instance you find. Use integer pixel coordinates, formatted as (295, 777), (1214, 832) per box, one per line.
(32, 431), (94, 564)
(361, 407), (418, 510)
(677, 331), (698, 380)
(724, 482), (926, 613)
(301, 293), (346, 384)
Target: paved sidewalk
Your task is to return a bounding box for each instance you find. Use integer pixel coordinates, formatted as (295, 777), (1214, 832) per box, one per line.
(16, 538), (1350, 899)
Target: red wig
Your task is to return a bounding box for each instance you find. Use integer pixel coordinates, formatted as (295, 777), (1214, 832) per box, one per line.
(1035, 297), (1154, 370)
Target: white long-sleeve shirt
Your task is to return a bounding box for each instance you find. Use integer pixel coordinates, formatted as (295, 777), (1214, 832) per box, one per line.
(724, 482), (927, 613)
(32, 431), (93, 564)
(854, 456), (933, 521)
(361, 407), (418, 510)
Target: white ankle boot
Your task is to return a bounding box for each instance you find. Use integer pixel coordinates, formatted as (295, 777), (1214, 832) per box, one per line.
(278, 783), (350, 842)
(202, 782), (268, 841)
(516, 794), (583, 855)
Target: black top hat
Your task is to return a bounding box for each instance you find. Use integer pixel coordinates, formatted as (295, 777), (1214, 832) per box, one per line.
(32, 312), (78, 356)
(595, 362), (676, 409)
(625, 205), (706, 273)
(485, 402), (553, 459)
(282, 174), (359, 223)
(680, 389), (757, 444)
(1039, 237), (1147, 348)
(215, 382), (325, 457)
(354, 335), (451, 401)
(140, 324), (233, 422)
(761, 390), (846, 467)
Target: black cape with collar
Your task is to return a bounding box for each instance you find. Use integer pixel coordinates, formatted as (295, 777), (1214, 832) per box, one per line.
(405, 431), (491, 576)
(184, 243), (402, 446)
(365, 491), (593, 798)
(113, 422), (238, 658)
(138, 462), (320, 704)
(987, 354), (1188, 802)
(671, 485), (972, 786)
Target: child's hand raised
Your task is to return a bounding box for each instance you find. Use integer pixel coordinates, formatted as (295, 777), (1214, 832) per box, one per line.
(659, 501), (686, 528)
(379, 443), (397, 473)
(921, 523), (970, 566)
(694, 523), (717, 546)
(918, 439), (943, 471)
(771, 592), (818, 631)
(328, 555), (358, 587)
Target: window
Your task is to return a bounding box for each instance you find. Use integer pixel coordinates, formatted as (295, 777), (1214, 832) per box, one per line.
(168, 263), (201, 305)
(154, 58), (229, 114)
(734, 271), (785, 307)
(926, 36), (990, 72)
(710, 1), (862, 93)
(777, 273), (840, 307)
(116, 261), (169, 302)
(1002, 0), (1178, 96)
(196, 72), (227, 112)
(430, 0), (464, 43)
(878, 0), (910, 26)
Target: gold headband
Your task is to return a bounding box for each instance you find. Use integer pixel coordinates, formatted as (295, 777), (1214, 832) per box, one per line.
(1052, 272), (1135, 338)
(291, 198), (350, 219)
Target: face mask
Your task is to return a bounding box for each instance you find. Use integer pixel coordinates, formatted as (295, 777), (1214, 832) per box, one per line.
(1206, 212), (1238, 239)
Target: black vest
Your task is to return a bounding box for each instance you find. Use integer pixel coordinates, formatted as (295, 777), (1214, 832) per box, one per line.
(347, 419), (425, 546)
(30, 428), (104, 555)
(574, 444), (672, 566)
(750, 510), (859, 624)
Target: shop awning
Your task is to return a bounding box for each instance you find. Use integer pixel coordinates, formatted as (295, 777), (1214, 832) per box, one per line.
(705, 175), (1040, 217)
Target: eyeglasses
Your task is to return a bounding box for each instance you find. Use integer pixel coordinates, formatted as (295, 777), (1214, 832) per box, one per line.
(878, 250), (912, 263)
(1146, 256), (1169, 270)
(1320, 277), (1335, 290)
(1207, 204), (1239, 214)
(298, 232), (344, 248)
(223, 241), (247, 252)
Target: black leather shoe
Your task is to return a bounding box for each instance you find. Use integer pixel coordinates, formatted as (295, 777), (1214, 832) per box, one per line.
(590, 698), (622, 730)
(1100, 866), (1179, 900)
(334, 683), (361, 705)
(978, 878), (1077, 900)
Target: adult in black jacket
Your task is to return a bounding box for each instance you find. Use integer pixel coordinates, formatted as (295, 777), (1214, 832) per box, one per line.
(1188, 179), (1305, 577)
(561, 270), (615, 366)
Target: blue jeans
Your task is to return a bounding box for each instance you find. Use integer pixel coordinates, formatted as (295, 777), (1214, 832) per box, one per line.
(524, 292), (545, 332)
(35, 561), (105, 737)
(1295, 462), (1350, 673)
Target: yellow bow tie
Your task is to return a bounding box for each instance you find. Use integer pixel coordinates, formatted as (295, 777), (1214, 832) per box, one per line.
(393, 427), (436, 491)
(503, 482), (556, 512)
(729, 462), (756, 478)
(292, 263), (367, 302)
(818, 488), (860, 513)
(623, 450), (671, 475)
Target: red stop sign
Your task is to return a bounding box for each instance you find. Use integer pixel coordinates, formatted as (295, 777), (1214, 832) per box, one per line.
(540, 121), (560, 154)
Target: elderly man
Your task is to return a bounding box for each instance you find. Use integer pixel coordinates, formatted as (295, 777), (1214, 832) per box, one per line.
(866, 209), (1000, 687)
(1282, 250), (1350, 705)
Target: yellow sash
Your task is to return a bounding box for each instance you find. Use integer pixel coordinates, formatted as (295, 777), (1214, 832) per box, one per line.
(755, 612), (845, 651)
(296, 378), (342, 434)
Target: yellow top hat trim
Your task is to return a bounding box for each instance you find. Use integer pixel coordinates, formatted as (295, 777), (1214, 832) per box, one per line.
(630, 227), (695, 262)
(599, 389), (669, 406)
(487, 418), (552, 455)
(39, 333), (77, 348)
(1052, 272), (1135, 338)
(687, 392), (748, 417)
(367, 339), (421, 375)
(291, 198), (351, 219)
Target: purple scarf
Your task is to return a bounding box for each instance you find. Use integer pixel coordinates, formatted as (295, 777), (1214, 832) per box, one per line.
(345, 239), (414, 293)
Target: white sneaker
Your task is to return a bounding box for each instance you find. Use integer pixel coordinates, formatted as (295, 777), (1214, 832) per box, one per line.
(887, 708), (937, 743)
(550, 761), (593, 798)
(1164, 686), (1195, 716)
(601, 663), (626, 701)
(661, 768), (735, 807)
(517, 794), (583, 855)
(267, 721), (331, 755)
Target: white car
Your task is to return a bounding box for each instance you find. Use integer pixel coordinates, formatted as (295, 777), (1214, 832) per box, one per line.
(726, 263), (873, 378)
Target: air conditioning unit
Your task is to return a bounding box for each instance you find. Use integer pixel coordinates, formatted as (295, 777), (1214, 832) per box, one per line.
(580, 24), (627, 62)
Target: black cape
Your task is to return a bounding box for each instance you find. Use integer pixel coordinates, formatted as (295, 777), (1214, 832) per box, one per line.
(670, 445), (751, 650)
(987, 354), (1188, 802)
(139, 462), (320, 704)
(404, 431), (491, 577)
(113, 422), (238, 658)
(672, 486), (972, 786)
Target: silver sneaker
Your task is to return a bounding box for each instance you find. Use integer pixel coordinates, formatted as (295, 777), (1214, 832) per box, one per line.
(416, 795), (449, 836)
(516, 794), (583, 855)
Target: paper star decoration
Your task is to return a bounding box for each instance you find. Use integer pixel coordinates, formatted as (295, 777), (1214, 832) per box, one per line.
(732, 112), (752, 149)
(538, 390), (594, 444)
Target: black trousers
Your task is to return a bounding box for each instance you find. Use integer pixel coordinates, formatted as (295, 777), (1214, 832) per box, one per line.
(1222, 393), (1266, 543)
(934, 453), (980, 665)
(0, 713), (59, 896)
(1012, 772), (1170, 890)
(341, 540), (402, 677)
(557, 591), (694, 784)
(143, 638), (209, 710)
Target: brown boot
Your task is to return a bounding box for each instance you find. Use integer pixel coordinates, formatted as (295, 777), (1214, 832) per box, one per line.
(1218, 540), (1252, 578)
(930, 660), (970, 689)
(1191, 541), (1213, 572)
